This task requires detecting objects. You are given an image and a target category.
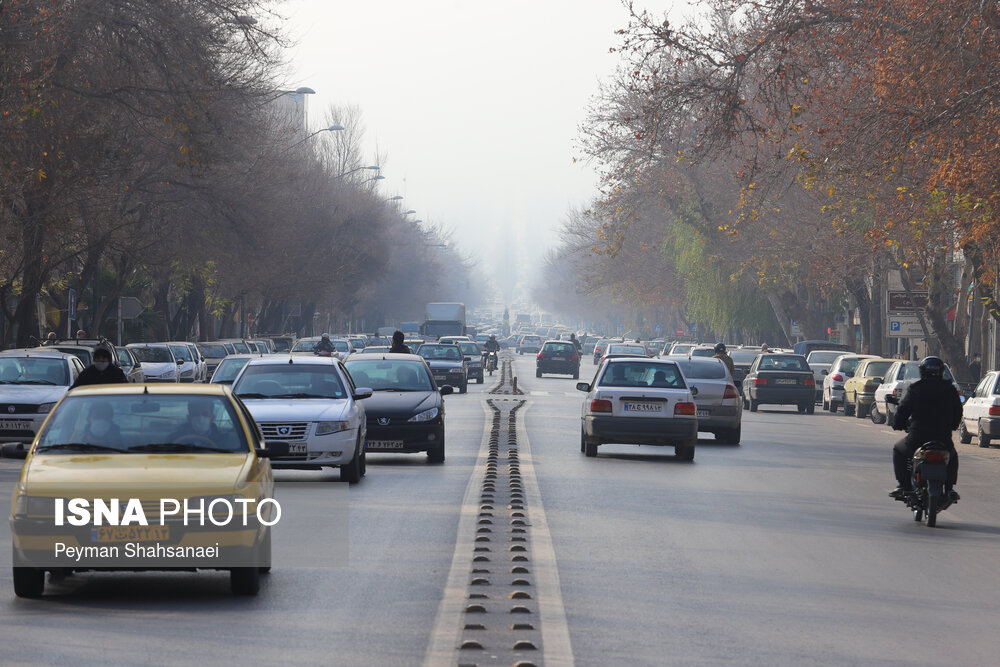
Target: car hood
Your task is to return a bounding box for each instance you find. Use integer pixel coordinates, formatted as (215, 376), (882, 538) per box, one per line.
(240, 399), (349, 421)
(140, 362), (176, 376)
(23, 453), (253, 495)
(425, 359), (464, 370)
(0, 386), (69, 404)
(363, 391), (438, 418)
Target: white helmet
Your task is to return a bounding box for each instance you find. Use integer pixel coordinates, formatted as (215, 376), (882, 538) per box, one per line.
(321, 333), (330, 340)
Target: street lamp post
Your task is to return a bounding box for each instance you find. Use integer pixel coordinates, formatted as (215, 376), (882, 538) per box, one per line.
(283, 124), (344, 151)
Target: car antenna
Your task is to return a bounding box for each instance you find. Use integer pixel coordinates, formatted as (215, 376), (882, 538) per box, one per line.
(288, 357), (293, 364)
(143, 385), (149, 395)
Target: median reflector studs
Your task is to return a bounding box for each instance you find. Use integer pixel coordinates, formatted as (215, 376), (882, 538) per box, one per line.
(473, 556), (490, 562)
(465, 604), (487, 613)
(460, 640), (484, 650)
(475, 536), (490, 543)
(511, 555), (529, 562)
(511, 623), (534, 631)
(509, 545), (527, 552)
(509, 591), (531, 599)
(512, 641), (538, 651)
(471, 578), (490, 586)
(464, 623), (486, 631)
(510, 566), (530, 574)
(512, 578), (531, 586)
(509, 605), (532, 614)
(469, 593), (489, 599)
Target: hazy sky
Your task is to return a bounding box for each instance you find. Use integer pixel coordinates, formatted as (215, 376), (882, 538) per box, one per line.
(283, 1), (644, 297)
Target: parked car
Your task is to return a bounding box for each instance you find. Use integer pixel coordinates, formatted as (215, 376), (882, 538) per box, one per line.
(576, 357), (697, 460)
(842, 358), (895, 418)
(874, 360), (961, 425)
(741, 354), (816, 413)
(344, 354), (452, 463)
(805, 350), (848, 402)
(126, 344), (179, 382)
(5, 383), (282, 597)
(415, 343), (468, 393)
(231, 356), (370, 483)
(821, 354), (877, 412)
(114, 346), (144, 383)
(959, 371), (1000, 447)
(37, 338), (113, 368)
(166, 342), (199, 383)
(672, 357), (742, 443)
(517, 335), (543, 355)
(536, 340), (581, 379)
(0, 350), (84, 443)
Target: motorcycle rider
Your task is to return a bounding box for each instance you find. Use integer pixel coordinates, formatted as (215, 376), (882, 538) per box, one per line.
(712, 343), (736, 379)
(483, 334), (500, 370)
(314, 333), (336, 356)
(389, 330), (411, 354)
(889, 356), (963, 501)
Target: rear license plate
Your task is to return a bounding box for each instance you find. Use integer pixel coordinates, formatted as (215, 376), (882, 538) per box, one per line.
(93, 525), (169, 543)
(697, 409), (710, 417)
(367, 440), (405, 449)
(775, 379), (797, 385)
(0, 420), (30, 430)
(551, 357), (564, 361)
(288, 443), (308, 454)
(623, 402), (662, 413)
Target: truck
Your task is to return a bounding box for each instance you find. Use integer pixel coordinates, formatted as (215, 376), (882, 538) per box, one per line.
(421, 303), (466, 339)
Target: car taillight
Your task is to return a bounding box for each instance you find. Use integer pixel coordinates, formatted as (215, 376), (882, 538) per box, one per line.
(590, 399), (613, 413)
(831, 373), (845, 382)
(917, 449), (950, 463)
(990, 406), (1000, 416)
(754, 378), (768, 386)
(674, 402), (696, 416)
(723, 385), (739, 399)
(537, 352), (543, 359)
(893, 387), (903, 398)
(804, 377), (815, 386)
(571, 354), (579, 361)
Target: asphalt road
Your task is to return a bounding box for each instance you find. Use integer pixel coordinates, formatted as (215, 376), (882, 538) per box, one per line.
(1, 355), (1000, 665)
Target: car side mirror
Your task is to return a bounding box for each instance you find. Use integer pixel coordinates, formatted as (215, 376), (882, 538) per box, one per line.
(440, 385), (454, 396)
(821, 369), (828, 375)
(134, 361), (141, 368)
(176, 360), (183, 365)
(464, 356), (472, 362)
(690, 386), (699, 397)
(576, 382), (591, 392)
(257, 441), (289, 458)
(885, 395), (898, 405)
(2, 442), (29, 459)
(353, 387), (373, 400)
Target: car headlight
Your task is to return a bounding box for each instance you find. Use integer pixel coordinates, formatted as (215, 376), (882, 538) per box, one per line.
(13, 495), (57, 518)
(408, 407), (439, 423)
(315, 421), (350, 436)
(37, 402), (55, 414)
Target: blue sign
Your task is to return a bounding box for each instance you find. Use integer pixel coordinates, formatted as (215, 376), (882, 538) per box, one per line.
(68, 289), (77, 320)
(890, 321), (901, 332)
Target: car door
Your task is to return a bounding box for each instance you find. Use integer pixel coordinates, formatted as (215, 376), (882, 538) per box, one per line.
(965, 375), (992, 427)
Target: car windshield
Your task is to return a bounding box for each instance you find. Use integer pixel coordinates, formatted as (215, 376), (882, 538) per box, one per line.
(333, 341), (351, 352)
(360, 346), (391, 354)
(345, 359), (433, 391)
(115, 348), (133, 367)
(731, 351), (759, 363)
(458, 343), (480, 356)
(54, 348), (91, 365)
(677, 360), (728, 379)
(271, 339), (293, 352)
(608, 344), (646, 356)
(690, 348), (716, 357)
(599, 361), (686, 389)
(807, 351), (844, 364)
(758, 355), (810, 371)
(543, 343), (576, 354)
(670, 344), (695, 355)
(522, 336), (541, 343)
(198, 343), (228, 358)
(129, 346), (173, 363)
(232, 341), (251, 353)
(212, 358), (251, 383)
(863, 361), (893, 377)
(418, 345), (462, 361)
(35, 394), (248, 453)
(168, 345), (192, 362)
(233, 364), (347, 399)
(838, 357), (867, 374)
(0, 357), (68, 385)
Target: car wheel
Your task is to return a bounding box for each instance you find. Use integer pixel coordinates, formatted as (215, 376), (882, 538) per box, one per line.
(359, 448), (367, 477)
(855, 402), (868, 419)
(749, 399), (758, 412)
(584, 440), (598, 457)
(580, 427), (587, 453)
(230, 566), (260, 595)
(797, 404), (807, 414)
(258, 528), (273, 574)
(477, 375), (484, 384)
(535, 369), (542, 378)
(459, 381), (467, 394)
(341, 443), (363, 484)
(428, 435), (445, 463)
(675, 444), (695, 461)
(572, 369), (579, 380)
(843, 400), (855, 417)
(978, 421), (991, 448)
(12, 567), (44, 598)
(959, 420), (972, 444)
(743, 396), (749, 410)
(822, 395), (829, 411)
(829, 399), (839, 413)
(870, 404), (885, 424)
(519, 350), (523, 355)
(806, 404), (815, 415)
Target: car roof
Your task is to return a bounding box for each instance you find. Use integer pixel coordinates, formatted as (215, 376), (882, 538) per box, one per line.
(69, 383), (231, 397)
(244, 356), (340, 367)
(605, 356), (678, 365)
(345, 353), (425, 361)
(0, 349), (77, 360)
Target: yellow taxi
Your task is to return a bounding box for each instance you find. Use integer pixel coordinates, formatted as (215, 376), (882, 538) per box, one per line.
(842, 358), (896, 419)
(5, 383), (287, 597)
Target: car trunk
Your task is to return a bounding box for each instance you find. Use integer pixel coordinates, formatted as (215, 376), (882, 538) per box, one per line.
(687, 379), (728, 408)
(593, 387), (688, 419)
(754, 370), (813, 388)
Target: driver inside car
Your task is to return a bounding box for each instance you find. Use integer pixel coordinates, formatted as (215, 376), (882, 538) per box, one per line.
(84, 402), (122, 448)
(168, 400), (222, 444)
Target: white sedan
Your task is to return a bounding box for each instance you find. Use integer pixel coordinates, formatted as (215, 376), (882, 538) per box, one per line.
(231, 356), (371, 482)
(576, 357), (698, 460)
(959, 370), (1000, 447)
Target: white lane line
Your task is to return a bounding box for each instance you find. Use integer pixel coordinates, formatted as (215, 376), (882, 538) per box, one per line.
(423, 401), (495, 667)
(516, 400), (574, 667)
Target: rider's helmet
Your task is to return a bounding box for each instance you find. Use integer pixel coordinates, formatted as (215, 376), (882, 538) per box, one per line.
(918, 356), (945, 380)
(714, 343), (726, 354)
(489, 334), (496, 340)
(321, 333), (330, 340)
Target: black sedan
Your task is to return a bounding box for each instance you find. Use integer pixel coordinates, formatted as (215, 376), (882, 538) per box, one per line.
(344, 353), (453, 463)
(536, 340), (581, 378)
(415, 343), (468, 393)
(741, 354), (816, 414)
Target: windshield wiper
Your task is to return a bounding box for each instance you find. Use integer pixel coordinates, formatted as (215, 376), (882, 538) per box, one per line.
(36, 443), (123, 453)
(272, 393), (334, 399)
(236, 393), (270, 399)
(128, 443), (233, 453)
(16, 380), (58, 385)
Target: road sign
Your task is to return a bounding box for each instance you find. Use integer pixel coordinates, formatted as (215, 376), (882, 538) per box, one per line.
(118, 297), (144, 320)
(887, 314), (924, 337)
(676, 327), (684, 336)
(790, 320), (802, 337)
(887, 290), (929, 312)
(68, 289), (77, 320)
(247, 312), (255, 328)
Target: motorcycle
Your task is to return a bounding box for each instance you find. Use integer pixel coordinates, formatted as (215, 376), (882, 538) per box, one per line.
(484, 350), (498, 375)
(898, 441), (954, 527)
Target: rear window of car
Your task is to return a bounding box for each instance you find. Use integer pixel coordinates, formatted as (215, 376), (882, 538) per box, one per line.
(521, 336), (541, 343)
(198, 344), (228, 358)
(599, 361), (686, 389)
(543, 343), (576, 354)
(807, 351), (844, 364)
(690, 348), (715, 357)
(608, 344), (646, 356)
(862, 361), (893, 377)
(758, 355), (809, 371)
(678, 361), (728, 379)
(458, 343), (480, 355)
(212, 358), (250, 383)
(731, 351), (758, 363)
(669, 344), (694, 355)
(418, 345), (462, 360)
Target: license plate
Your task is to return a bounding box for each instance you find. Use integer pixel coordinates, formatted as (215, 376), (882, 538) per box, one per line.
(623, 402), (662, 413)
(775, 379), (798, 385)
(697, 409), (710, 417)
(288, 443), (308, 454)
(367, 440), (405, 449)
(0, 420), (30, 430)
(551, 357), (565, 361)
(92, 525), (169, 543)
(434, 375), (447, 382)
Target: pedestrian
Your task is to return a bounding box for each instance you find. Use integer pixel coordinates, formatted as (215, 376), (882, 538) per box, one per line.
(761, 342), (769, 353)
(43, 332), (57, 346)
(70, 347), (128, 388)
(969, 353), (982, 382)
(389, 330), (411, 354)
(76, 329), (87, 339)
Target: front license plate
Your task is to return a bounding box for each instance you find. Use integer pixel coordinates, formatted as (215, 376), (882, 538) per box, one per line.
(92, 525), (169, 543)
(697, 409), (710, 417)
(775, 379), (797, 385)
(367, 440), (405, 449)
(288, 443), (308, 454)
(623, 402), (662, 413)
(0, 420), (30, 430)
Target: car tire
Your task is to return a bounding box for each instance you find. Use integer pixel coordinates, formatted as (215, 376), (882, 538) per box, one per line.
(978, 422), (991, 448)
(12, 567), (44, 598)
(829, 399), (839, 413)
(870, 404), (886, 424)
(230, 566), (260, 596)
(855, 402), (868, 419)
(428, 435), (445, 463)
(477, 376), (484, 384)
(806, 404), (815, 415)
(797, 404), (807, 414)
(822, 395), (829, 411)
(743, 396), (749, 410)
(460, 381), (468, 394)
(536, 369), (542, 378)
(359, 448), (367, 477)
(715, 427), (741, 445)
(844, 400), (855, 417)
(341, 443), (363, 484)
(519, 350), (523, 355)
(749, 399), (758, 412)
(584, 440), (598, 457)
(959, 420), (972, 444)
(580, 427), (587, 453)
(573, 369), (579, 380)
(675, 444), (695, 461)
(258, 528), (273, 574)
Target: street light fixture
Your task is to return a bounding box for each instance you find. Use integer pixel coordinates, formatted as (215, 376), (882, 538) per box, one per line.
(404, 209), (417, 215)
(338, 165), (381, 178)
(283, 124), (343, 150)
(387, 195), (404, 201)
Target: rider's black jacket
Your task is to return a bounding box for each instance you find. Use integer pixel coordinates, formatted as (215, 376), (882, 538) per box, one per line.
(892, 377), (963, 443)
(484, 340), (500, 353)
(315, 338), (336, 354)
